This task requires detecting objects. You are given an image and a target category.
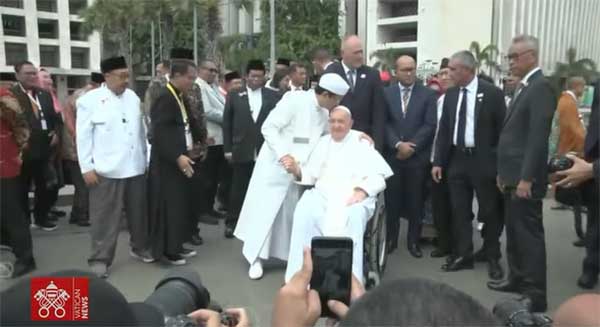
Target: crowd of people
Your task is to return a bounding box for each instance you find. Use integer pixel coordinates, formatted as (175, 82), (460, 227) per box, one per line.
(0, 31), (599, 324)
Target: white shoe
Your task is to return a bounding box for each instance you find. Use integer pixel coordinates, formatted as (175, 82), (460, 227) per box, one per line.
(129, 249), (156, 263)
(248, 260), (263, 280)
(90, 263), (108, 278)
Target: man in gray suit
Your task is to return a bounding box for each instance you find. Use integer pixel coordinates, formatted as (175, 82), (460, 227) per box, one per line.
(487, 35), (556, 313)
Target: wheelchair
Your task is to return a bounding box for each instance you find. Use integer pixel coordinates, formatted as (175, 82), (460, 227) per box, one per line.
(363, 192), (388, 289)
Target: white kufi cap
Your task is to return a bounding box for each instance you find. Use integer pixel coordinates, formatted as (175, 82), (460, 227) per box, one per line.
(318, 73), (350, 96)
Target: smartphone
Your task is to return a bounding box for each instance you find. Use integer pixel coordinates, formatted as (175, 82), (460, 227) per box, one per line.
(310, 236), (353, 318)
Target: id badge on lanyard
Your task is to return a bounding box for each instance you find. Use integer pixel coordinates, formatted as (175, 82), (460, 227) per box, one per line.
(30, 93), (48, 131)
(185, 125), (193, 150)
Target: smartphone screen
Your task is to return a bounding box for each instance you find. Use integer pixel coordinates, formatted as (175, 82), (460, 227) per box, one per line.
(310, 236), (353, 318)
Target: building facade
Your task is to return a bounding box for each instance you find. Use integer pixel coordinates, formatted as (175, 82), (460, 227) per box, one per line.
(341, 0), (600, 75)
(0, 0), (101, 100)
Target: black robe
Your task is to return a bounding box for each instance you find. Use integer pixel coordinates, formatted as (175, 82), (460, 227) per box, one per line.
(148, 84), (206, 258)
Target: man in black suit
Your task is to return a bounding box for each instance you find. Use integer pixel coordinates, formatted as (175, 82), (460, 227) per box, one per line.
(432, 51), (505, 280)
(10, 61), (61, 231)
(384, 55), (437, 257)
(488, 35), (556, 313)
(556, 80), (599, 289)
(222, 60), (281, 237)
(325, 35), (386, 152)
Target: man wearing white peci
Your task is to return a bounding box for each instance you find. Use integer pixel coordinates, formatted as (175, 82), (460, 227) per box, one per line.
(284, 106), (393, 284)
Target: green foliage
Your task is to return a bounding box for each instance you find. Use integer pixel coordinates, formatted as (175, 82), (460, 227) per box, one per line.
(369, 49), (411, 72)
(258, 0), (341, 65)
(469, 41), (500, 75)
(551, 47), (599, 90)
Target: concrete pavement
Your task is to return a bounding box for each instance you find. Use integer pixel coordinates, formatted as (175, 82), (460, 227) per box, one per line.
(1, 199), (598, 326)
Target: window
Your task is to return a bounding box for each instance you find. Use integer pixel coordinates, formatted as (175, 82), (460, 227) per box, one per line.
(67, 75), (87, 95)
(39, 45), (60, 67)
(2, 14), (26, 36)
(5, 42), (27, 66)
(70, 21), (87, 41)
(0, 0), (23, 9)
(71, 47), (89, 69)
(36, 0), (57, 12)
(68, 0), (87, 15)
(38, 19), (58, 39)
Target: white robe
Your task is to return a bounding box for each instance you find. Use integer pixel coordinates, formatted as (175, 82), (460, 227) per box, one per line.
(234, 90), (330, 264)
(284, 131), (393, 283)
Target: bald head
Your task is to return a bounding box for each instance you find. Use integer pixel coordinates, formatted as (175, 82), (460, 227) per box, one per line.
(329, 105), (353, 141)
(396, 55), (417, 86)
(554, 294), (600, 327)
(341, 35), (364, 69)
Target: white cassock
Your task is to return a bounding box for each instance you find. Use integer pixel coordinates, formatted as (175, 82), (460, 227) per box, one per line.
(284, 130), (393, 283)
(234, 90), (330, 264)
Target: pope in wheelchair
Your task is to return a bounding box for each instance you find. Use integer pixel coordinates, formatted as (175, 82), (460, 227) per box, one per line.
(283, 106), (393, 284)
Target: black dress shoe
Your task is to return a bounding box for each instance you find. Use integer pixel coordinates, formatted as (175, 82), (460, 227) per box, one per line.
(577, 271), (599, 289)
(198, 214), (220, 225)
(431, 249), (450, 258)
(407, 244), (423, 258)
(487, 279), (520, 293)
(442, 256), (473, 271)
(446, 254), (457, 264)
(77, 220), (91, 227)
(189, 234), (204, 246)
(387, 242), (398, 254)
(50, 209), (66, 218)
(573, 239), (586, 247)
(12, 260), (36, 277)
(224, 225), (234, 239)
(487, 260), (504, 280)
(519, 295), (548, 313)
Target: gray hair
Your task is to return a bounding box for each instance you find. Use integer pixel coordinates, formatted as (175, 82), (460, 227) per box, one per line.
(512, 34), (540, 56)
(450, 50), (477, 71)
(567, 76), (586, 89)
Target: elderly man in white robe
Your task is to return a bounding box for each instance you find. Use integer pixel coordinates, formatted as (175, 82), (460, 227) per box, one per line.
(284, 106), (393, 284)
(234, 73), (351, 280)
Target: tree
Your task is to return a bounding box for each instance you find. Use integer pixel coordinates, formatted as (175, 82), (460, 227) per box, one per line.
(369, 49), (411, 73)
(469, 41), (500, 75)
(551, 47), (599, 90)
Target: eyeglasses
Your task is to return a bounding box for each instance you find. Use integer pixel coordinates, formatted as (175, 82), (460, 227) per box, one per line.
(505, 49), (534, 61)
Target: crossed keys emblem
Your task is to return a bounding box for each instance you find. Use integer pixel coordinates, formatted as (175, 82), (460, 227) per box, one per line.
(33, 281), (70, 318)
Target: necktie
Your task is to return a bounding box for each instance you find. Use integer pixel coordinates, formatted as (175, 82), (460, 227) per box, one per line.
(347, 70), (355, 91)
(457, 88), (468, 147)
(402, 87), (411, 115)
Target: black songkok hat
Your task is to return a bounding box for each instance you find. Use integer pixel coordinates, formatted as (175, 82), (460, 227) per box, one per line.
(246, 60), (266, 72)
(170, 48), (194, 60)
(224, 71), (241, 82)
(276, 58), (291, 66)
(440, 58), (449, 70)
(100, 56), (127, 74)
(91, 72), (105, 84)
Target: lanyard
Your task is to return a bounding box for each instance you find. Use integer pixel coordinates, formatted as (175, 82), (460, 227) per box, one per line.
(166, 83), (189, 125)
(19, 84), (47, 129)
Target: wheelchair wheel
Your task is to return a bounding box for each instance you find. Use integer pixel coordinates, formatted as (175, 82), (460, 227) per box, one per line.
(364, 193), (388, 289)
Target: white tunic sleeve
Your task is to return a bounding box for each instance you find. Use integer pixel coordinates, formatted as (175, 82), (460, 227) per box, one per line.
(261, 92), (296, 160)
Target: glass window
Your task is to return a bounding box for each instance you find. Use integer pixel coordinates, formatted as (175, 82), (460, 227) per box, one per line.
(68, 0), (87, 15)
(2, 14), (26, 36)
(36, 0), (57, 12)
(5, 42), (27, 66)
(71, 47), (89, 69)
(0, 0), (24, 9)
(38, 18), (58, 39)
(39, 45), (60, 67)
(69, 21), (87, 41)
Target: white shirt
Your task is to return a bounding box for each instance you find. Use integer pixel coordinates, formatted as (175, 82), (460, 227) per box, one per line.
(289, 80), (303, 91)
(431, 94), (446, 162)
(246, 86), (262, 122)
(566, 90), (578, 102)
(453, 77), (478, 147)
(342, 61), (356, 87)
(521, 67), (542, 86)
(76, 85), (147, 178)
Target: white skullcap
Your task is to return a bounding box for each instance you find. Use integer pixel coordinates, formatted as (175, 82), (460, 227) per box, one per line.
(319, 73), (350, 96)
(331, 105), (352, 118)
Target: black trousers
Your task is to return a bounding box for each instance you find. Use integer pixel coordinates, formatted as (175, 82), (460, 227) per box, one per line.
(504, 190), (547, 300)
(582, 181), (599, 276)
(198, 145), (226, 214)
(65, 160), (89, 222)
(20, 159), (51, 225)
(226, 161), (255, 228)
(1, 177), (34, 263)
(431, 175), (453, 253)
(385, 164), (428, 248)
(448, 150), (503, 259)
(216, 161), (232, 210)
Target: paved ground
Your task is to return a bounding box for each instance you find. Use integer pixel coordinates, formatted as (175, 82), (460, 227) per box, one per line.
(1, 196), (598, 326)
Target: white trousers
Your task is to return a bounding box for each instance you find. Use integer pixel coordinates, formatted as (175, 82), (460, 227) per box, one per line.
(284, 189), (376, 283)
